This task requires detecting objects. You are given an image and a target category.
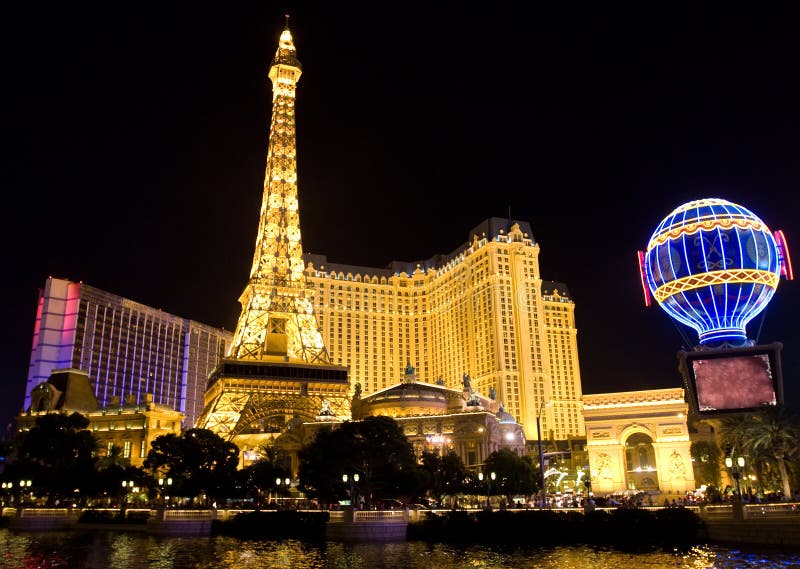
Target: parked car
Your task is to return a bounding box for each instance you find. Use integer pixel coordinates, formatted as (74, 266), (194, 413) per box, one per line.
(379, 499), (405, 510)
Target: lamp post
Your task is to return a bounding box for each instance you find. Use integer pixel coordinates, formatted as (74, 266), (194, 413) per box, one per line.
(478, 471), (495, 508)
(725, 456), (745, 498)
(275, 477), (291, 507)
(0, 482), (13, 507)
(342, 473), (360, 507)
(17, 480), (32, 507)
(157, 477), (173, 507)
(120, 480), (135, 517)
(536, 400), (547, 508)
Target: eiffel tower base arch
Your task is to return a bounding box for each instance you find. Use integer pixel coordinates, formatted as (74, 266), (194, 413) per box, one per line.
(195, 358), (350, 446)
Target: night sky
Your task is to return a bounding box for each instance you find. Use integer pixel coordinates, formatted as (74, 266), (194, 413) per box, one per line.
(2, 3), (799, 432)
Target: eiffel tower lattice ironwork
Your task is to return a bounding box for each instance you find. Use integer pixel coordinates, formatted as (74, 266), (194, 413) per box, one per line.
(195, 19), (349, 439)
(229, 22), (330, 365)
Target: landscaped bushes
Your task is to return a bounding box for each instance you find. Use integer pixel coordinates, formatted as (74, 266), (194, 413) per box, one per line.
(407, 508), (704, 551)
(77, 509), (151, 525)
(212, 510), (330, 539)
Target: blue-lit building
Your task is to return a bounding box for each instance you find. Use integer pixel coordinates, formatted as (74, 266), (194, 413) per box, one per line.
(24, 277), (232, 428)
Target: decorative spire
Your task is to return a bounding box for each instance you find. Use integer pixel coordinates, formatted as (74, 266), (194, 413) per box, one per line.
(228, 21), (328, 364)
(271, 15), (301, 69)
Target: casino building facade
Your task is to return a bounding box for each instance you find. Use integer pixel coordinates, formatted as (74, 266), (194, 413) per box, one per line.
(302, 218), (586, 444)
(24, 277), (232, 429)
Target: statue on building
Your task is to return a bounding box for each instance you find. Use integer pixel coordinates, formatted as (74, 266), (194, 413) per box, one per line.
(668, 450), (687, 479)
(319, 399), (333, 416)
(462, 373), (471, 390)
(489, 386), (496, 400)
(404, 361), (415, 376)
(596, 452), (612, 480)
(353, 382), (362, 398)
(435, 376), (445, 386)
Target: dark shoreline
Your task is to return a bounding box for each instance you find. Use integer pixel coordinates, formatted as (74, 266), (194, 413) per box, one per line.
(212, 508), (704, 551)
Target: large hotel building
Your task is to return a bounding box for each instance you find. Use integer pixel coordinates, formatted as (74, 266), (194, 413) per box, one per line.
(24, 277), (232, 428)
(302, 216), (586, 442)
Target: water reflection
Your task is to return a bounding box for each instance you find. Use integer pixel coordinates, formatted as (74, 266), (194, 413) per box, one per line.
(1, 530), (799, 569)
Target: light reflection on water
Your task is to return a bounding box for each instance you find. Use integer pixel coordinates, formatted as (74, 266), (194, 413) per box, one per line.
(1, 530), (799, 569)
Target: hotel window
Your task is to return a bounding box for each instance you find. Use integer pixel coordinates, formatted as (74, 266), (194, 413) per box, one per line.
(123, 441), (132, 458)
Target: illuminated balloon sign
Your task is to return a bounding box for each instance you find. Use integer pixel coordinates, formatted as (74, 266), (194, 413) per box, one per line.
(638, 198), (793, 346)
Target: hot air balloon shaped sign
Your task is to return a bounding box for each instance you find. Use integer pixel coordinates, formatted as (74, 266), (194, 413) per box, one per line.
(638, 198), (793, 346)
(637, 197), (794, 415)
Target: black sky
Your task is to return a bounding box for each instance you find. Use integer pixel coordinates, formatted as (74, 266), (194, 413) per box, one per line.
(2, 3), (799, 431)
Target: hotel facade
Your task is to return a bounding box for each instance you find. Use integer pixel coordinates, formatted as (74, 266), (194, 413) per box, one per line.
(303, 216), (586, 443)
(24, 277), (232, 428)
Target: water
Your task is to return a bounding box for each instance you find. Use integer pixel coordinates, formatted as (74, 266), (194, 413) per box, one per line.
(1, 530), (799, 569)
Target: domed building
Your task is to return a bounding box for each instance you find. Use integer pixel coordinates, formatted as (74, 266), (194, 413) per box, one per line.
(262, 365), (526, 477)
(352, 365), (526, 468)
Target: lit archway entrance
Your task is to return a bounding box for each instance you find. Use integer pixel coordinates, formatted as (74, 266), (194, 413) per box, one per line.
(624, 432), (659, 491)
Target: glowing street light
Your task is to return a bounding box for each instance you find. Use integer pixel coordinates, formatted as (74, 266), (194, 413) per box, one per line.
(342, 473), (360, 506)
(478, 471), (496, 508)
(725, 456), (745, 498)
(157, 477), (173, 506)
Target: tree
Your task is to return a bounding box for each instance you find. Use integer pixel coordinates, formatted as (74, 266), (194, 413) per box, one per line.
(144, 428), (239, 506)
(94, 444), (136, 506)
(338, 416), (421, 506)
(239, 446), (292, 506)
(297, 426), (350, 506)
(718, 413), (753, 458)
(420, 450), (468, 506)
(747, 405), (800, 499)
(689, 440), (722, 488)
(298, 416), (422, 507)
(718, 412), (768, 495)
(6, 412), (98, 505)
(484, 448), (537, 505)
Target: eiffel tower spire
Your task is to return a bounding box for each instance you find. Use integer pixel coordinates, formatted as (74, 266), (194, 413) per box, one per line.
(228, 20), (330, 365)
(195, 20), (349, 438)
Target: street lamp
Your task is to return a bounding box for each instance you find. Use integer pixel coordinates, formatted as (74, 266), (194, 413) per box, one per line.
(158, 477), (173, 507)
(0, 482), (10, 506)
(120, 480), (135, 515)
(342, 473), (360, 507)
(725, 456), (745, 498)
(478, 471), (496, 508)
(275, 477), (291, 506)
(536, 400), (548, 508)
(16, 480), (32, 506)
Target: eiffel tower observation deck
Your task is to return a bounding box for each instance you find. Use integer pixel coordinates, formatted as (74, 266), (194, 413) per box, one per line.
(195, 18), (349, 438)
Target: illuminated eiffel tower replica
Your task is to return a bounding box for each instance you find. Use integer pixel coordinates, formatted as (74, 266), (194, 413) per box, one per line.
(195, 20), (350, 439)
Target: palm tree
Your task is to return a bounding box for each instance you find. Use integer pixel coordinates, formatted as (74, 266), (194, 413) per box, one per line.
(747, 405), (800, 500)
(718, 413), (752, 458)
